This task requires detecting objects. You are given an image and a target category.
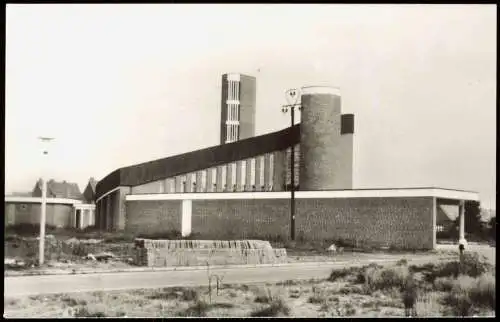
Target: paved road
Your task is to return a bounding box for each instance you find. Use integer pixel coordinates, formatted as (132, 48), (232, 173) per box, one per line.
(4, 256), (453, 298)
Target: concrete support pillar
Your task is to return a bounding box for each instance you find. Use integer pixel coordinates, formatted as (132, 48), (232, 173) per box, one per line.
(106, 194), (113, 231)
(196, 171), (204, 192)
(96, 201), (100, 229)
(245, 159), (252, 191)
(459, 200), (466, 245)
(226, 163), (234, 192)
(175, 176), (183, 193)
(236, 161), (243, 192)
(181, 200), (192, 237)
(255, 156), (263, 191)
(117, 187), (130, 231)
(101, 200), (106, 230)
(206, 168), (214, 192)
(216, 166), (224, 192)
(432, 198), (437, 250)
(263, 153), (272, 191)
(273, 150), (286, 191)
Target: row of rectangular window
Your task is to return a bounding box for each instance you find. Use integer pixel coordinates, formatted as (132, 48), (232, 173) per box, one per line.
(160, 154), (275, 193)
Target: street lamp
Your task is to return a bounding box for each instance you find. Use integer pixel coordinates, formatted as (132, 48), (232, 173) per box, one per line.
(38, 136), (54, 266)
(282, 89), (301, 241)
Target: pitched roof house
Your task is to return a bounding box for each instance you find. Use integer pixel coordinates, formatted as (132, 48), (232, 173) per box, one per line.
(32, 179), (84, 200)
(82, 177), (98, 204)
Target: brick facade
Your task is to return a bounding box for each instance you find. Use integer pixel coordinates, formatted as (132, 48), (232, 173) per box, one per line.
(125, 200), (182, 234)
(296, 197), (434, 249)
(124, 196), (435, 250)
(191, 199), (291, 240)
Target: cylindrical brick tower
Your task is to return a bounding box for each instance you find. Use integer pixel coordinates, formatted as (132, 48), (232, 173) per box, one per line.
(299, 86), (342, 191)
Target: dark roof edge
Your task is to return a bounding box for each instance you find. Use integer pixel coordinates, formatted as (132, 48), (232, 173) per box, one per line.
(96, 125), (300, 198)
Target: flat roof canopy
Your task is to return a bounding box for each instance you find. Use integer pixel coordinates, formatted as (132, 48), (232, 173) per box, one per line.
(126, 187), (479, 202)
(4, 196), (84, 205)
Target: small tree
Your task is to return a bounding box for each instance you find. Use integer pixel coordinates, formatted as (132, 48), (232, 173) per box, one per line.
(454, 201), (483, 239)
(488, 216), (496, 241)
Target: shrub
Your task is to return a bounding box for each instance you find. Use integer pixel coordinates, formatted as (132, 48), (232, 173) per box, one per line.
(396, 258), (408, 266)
(412, 253), (492, 284)
(308, 286), (328, 304)
(443, 273), (496, 316)
(469, 273), (495, 310)
(426, 253), (493, 283)
(434, 277), (455, 292)
(328, 267), (360, 282)
(250, 297), (291, 317)
(254, 287), (275, 304)
(74, 306), (107, 317)
(71, 243), (88, 257)
(344, 303), (357, 316)
(181, 289), (200, 302)
(363, 265), (411, 291)
(179, 300), (210, 317)
(61, 295), (87, 307)
(354, 263), (384, 284)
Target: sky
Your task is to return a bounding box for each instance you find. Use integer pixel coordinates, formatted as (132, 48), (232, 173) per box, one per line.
(5, 4), (496, 209)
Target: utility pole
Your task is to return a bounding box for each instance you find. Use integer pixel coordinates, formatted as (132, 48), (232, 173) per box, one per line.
(38, 136), (54, 266)
(282, 89), (301, 241)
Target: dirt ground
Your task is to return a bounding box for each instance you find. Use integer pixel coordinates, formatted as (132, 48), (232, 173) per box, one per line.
(3, 266), (495, 318)
(0, 278), (429, 317)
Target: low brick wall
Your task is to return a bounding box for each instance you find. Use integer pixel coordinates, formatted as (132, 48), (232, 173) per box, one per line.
(134, 239), (287, 267)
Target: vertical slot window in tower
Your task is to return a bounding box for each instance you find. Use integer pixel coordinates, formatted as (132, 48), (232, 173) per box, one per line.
(241, 161), (246, 189)
(181, 175), (187, 193)
(191, 173), (196, 192)
(211, 168), (217, 190)
(269, 153), (274, 191)
(259, 156), (265, 190)
(231, 163), (237, 191)
(221, 165), (227, 191)
(201, 170), (207, 192)
(250, 158), (256, 189)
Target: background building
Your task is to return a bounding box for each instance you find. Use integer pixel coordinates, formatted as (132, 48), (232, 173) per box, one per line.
(5, 178), (97, 229)
(220, 73), (256, 144)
